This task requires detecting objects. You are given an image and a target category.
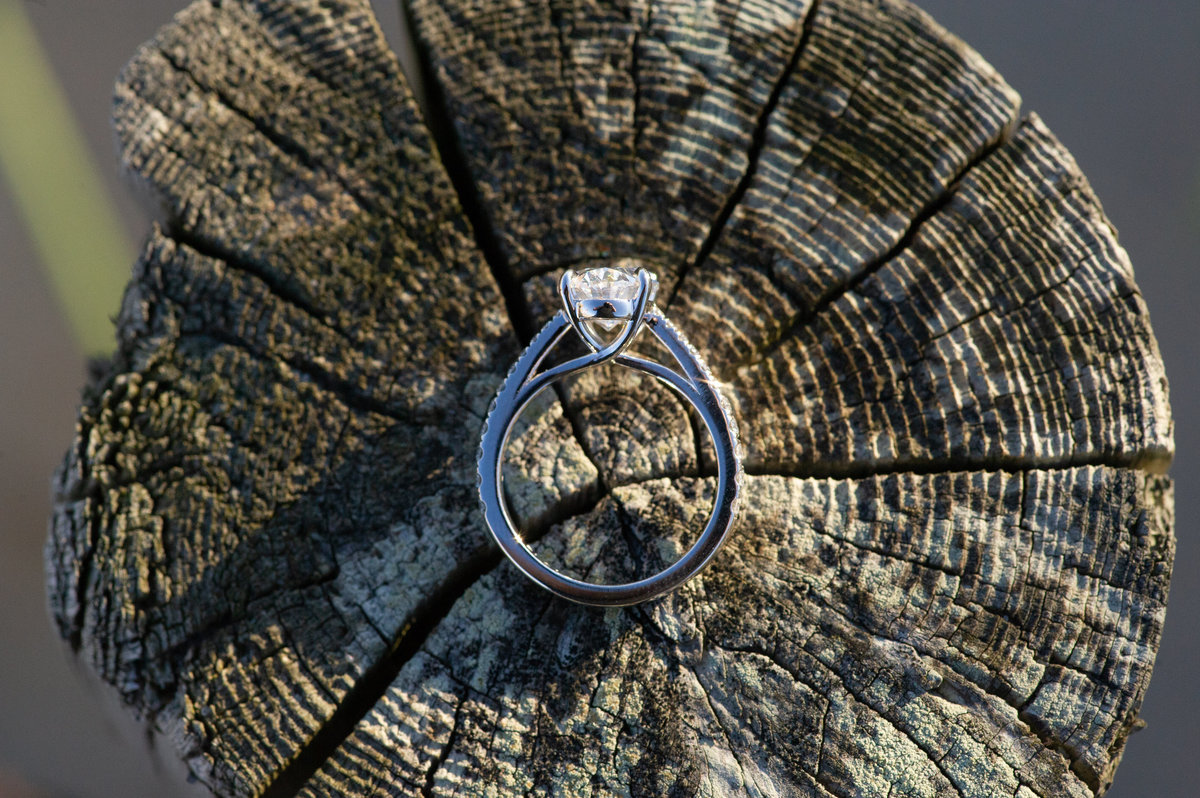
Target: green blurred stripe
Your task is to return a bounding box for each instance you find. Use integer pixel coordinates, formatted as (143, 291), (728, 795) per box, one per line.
(0, 2), (134, 355)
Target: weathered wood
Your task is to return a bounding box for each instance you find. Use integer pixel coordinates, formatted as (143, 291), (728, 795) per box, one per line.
(46, 0), (1173, 796)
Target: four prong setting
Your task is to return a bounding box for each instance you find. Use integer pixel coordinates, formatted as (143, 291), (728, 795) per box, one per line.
(560, 262), (659, 350)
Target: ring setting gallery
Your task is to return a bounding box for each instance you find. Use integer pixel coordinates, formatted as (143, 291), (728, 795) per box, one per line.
(476, 263), (744, 606)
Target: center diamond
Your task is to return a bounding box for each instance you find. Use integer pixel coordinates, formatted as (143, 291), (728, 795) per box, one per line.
(566, 265), (658, 331)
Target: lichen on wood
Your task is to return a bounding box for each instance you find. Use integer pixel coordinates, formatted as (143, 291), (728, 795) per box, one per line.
(47, 0), (1173, 796)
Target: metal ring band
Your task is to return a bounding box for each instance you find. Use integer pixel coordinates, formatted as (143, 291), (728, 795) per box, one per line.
(477, 279), (742, 606)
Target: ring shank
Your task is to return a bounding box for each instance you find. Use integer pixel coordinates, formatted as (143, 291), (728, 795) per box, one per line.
(477, 310), (742, 606)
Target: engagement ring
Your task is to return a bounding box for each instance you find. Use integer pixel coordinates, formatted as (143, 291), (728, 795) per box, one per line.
(477, 264), (743, 606)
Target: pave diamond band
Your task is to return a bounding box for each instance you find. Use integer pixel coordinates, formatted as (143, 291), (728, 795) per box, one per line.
(477, 264), (743, 606)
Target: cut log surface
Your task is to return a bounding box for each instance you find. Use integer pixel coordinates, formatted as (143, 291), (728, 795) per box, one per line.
(46, 0), (1174, 796)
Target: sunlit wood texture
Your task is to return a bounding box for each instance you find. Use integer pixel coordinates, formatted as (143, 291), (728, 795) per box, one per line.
(47, 0), (1173, 795)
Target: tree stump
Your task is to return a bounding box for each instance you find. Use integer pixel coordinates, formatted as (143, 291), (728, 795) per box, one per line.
(47, 0), (1174, 795)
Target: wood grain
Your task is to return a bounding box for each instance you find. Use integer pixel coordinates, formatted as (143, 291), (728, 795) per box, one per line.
(47, 0), (1173, 795)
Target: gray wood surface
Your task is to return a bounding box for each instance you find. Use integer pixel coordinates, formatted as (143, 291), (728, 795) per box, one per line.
(46, 0), (1174, 795)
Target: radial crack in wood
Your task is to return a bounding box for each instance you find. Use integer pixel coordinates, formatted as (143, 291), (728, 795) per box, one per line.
(296, 471), (1171, 797)
(46, 0), (1173, 796)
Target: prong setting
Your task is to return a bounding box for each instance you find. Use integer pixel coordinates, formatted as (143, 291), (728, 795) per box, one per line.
(562, 264), (659, 352)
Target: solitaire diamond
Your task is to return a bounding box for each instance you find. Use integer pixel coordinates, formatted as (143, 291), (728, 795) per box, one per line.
(566, 265), (658, 331)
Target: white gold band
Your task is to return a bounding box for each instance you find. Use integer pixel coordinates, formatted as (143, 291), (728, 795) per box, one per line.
(476, 267), (743, 606)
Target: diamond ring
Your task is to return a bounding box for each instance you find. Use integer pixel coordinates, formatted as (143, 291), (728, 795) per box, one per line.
(477, 264), (743, 606)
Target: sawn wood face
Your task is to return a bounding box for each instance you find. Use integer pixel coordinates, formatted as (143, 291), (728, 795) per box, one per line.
(47, 0), (1173, 796)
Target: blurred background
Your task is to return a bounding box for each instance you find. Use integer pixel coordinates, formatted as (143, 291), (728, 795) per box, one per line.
(0, 1), (1195, 795)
